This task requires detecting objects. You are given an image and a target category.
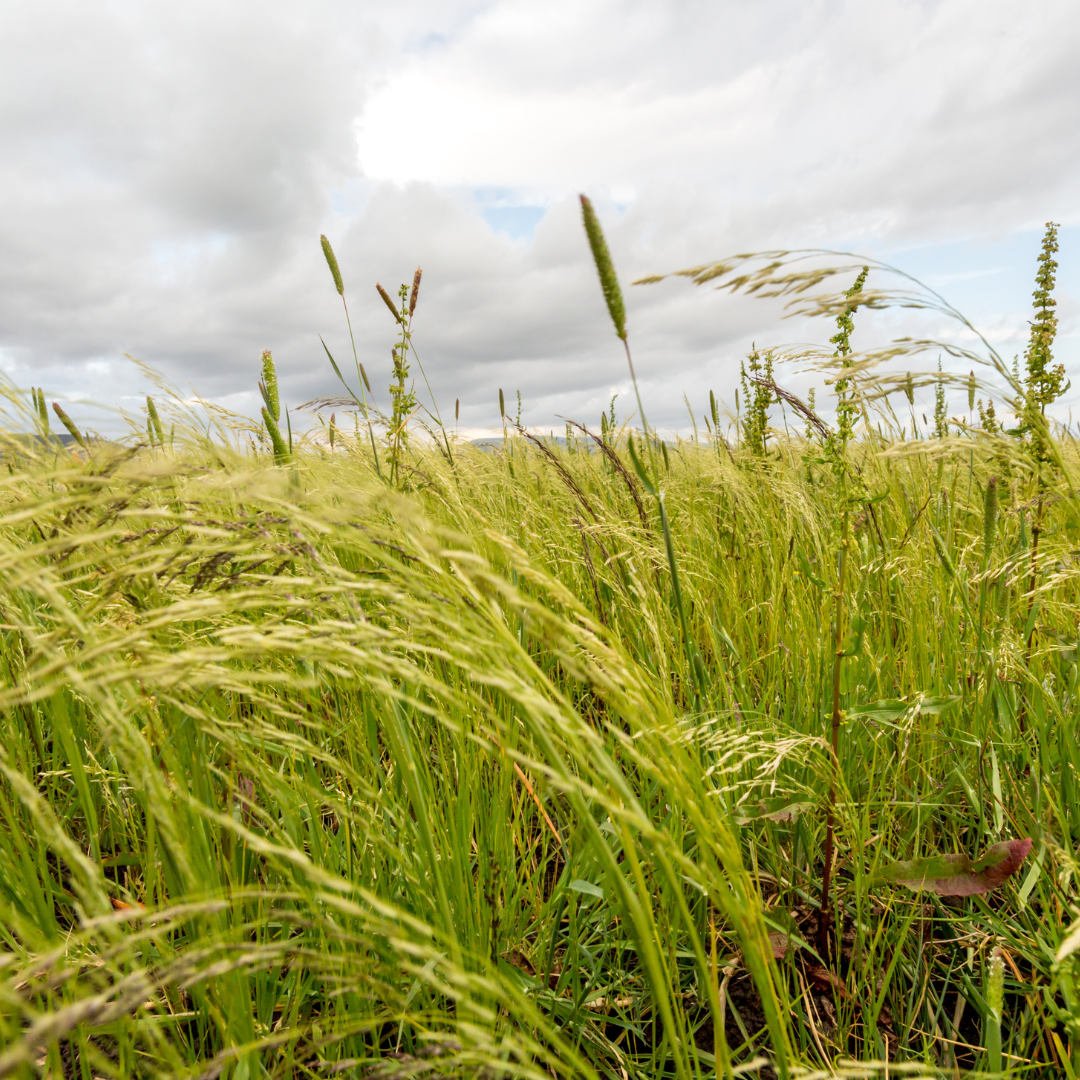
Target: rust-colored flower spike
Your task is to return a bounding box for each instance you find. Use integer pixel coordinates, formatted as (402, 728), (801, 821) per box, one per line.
(409, 268), (422, 318)
(579, 194), (626, 341)
(321, 235), (344, 296)
(376, 283), (404, 324)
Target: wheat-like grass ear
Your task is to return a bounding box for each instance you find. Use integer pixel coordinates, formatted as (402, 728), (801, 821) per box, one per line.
(321, 234), (344, 296)
(579, 195), (626, 341)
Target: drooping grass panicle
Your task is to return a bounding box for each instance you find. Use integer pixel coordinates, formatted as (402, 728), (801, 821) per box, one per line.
(51, 402), (87, 448)
(321, 233), (344, 296)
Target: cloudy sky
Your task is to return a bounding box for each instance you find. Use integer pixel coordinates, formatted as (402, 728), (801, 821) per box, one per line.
(2, 0), (1078, 437)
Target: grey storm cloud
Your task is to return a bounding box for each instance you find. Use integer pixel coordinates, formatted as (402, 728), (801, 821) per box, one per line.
(0, 0), (1078, 435)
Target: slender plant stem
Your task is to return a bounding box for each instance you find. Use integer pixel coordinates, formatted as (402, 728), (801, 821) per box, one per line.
(819, 533), (847, 956)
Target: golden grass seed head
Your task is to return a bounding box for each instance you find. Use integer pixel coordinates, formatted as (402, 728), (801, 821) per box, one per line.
(579, 194), (627, 341)
(321, 234), (344, 296)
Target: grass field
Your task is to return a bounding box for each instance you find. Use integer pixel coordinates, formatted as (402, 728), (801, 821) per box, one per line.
(0, 216), (1078, 1079)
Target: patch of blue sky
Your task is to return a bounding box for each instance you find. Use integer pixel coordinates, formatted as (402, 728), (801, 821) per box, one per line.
(482, 205), (547, 241)
(472, 187), (550, 241)
(880, 226), (1078, 329)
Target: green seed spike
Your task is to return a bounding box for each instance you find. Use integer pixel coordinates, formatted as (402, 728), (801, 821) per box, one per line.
(904, 372), (914, 406)
(52, 402), (87, 449)
(35, 388), (48, 431)
(376, 283), (404, 324)
(146, 396), (165, 446)
(329, 413), (336, 450)
(579, 194), (626, 341)
(499, 388), (505, 418)
(455, 398), (460, 422)
(968, 370), (976, 412)
(261, 350), (280, 422)
(261, 407), (291, 465)
(321, 234), (344, 296)
(358, 363), (372, 394)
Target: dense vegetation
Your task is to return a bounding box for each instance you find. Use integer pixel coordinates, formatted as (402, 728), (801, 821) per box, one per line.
(0, 217), (1077, 1079)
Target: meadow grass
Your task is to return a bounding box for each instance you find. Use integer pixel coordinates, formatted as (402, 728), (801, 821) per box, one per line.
(0, 392), (1078, 1079)
(1, 222), (1079, 1078)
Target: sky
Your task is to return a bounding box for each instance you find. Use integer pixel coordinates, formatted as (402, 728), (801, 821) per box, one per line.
(2, 0), (1079, 438)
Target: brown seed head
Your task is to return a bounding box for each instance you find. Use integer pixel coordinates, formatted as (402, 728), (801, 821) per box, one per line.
(376, 283), (404, 324)
(409, 268), (422, 317)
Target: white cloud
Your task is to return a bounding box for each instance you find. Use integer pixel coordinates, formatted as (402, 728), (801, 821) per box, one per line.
(0, 0), (1077, 435)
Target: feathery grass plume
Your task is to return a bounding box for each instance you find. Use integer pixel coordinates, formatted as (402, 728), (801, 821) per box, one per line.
(261, 406), (290, 464)
(260, 350), (280, 422)
(377, 282), (404, 324)
(321, 234), (344, 296)
(51, 402), (87, 448)
(146, 395), (165, 447)
(579, 194), (626, 341)
(409, 267), (422, 318)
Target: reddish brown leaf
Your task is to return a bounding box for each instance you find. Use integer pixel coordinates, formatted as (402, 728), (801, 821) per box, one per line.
(872, 838), (1032, 896)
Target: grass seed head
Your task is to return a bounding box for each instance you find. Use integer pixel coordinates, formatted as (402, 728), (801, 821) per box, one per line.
(321, 234), (344, 296)
(579, 194), (627, 341)
(409, 267), (422, 318)
(146, 396), (165, 446)
(261, 350), (280, 422)
(377, 283), (404, 324)
(52, 402), (87, 448)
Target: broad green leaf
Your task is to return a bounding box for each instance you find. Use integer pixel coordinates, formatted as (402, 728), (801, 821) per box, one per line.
(872, 838), (1032, 896)
(848, 699), (909, 722)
